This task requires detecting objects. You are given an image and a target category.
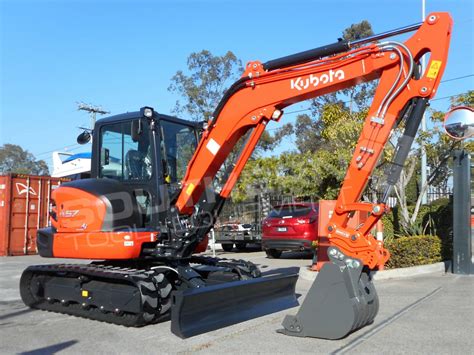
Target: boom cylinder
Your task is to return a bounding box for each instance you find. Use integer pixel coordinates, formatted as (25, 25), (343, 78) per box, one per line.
(263, 22), (422, 71)
(263, 40), (350, 71)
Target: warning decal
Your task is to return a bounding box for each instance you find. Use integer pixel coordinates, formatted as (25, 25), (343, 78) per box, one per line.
(426, 60), (442, 79)
(185, 183), (195, 196)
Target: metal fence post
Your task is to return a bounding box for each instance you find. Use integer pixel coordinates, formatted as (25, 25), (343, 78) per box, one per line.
(211, 228), (216, 257)
(452, 149), (472, 275)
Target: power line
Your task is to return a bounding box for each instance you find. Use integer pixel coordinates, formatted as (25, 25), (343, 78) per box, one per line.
(439, 74), (474, 83)
(77, 102), (110, 129)
(33, 75), (472, 157)
(431, 93), (468, 102)
(35, 143), (82, 158)
(34, 102), (110, 158)
(282, 74), (473, 117)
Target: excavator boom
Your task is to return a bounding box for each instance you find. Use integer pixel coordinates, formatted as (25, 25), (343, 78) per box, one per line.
(171, 12), (452, 338)
(20, 13), (452, 340)
(176, 12), (452, 270)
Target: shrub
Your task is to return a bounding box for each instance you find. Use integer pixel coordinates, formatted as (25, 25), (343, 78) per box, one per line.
(381, 213), (395, 241)
(384, 235), (442, 269)
(423, 198), (453, 260)
(380, 198), (453, 260)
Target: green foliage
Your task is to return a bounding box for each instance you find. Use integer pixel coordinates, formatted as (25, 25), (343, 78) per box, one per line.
(421, 90), (474, 188)
(398, 205), (432, 236)
(381, 212), (396, 241)
(394, 90), (473, 234)
(294, 114), (322, 153)
(235, 141), (354, 201)
(342, 20), (374, 40)
(381, 198), (453, 263)
(384, 235), (442, 269)
(451, 90), (474, 107)
(0, 144), (49, 175)
(423, 198), (453, 260)
(235, 103), (365, 201)
(168, 50), (243, 121)
(168, 50), (290, 157)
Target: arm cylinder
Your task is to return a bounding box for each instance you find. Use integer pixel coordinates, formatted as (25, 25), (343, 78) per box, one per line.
(382, 98), (428, 202)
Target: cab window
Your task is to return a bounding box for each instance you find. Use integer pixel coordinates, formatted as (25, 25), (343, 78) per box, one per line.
(100, 120), (152, 181)
(160, 120), (198, 183)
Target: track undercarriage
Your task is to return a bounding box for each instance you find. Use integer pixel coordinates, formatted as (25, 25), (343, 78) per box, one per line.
(20, 257), (298, 337)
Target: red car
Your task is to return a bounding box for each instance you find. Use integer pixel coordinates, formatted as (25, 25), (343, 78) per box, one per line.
(262, 203), (319, 258)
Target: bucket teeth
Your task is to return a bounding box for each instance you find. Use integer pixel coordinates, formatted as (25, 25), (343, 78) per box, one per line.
(279, 247), (379, 340)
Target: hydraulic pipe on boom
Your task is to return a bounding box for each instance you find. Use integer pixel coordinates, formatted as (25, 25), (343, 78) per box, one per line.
(263, 22), (423, 71)
(174, 12), (452, 338)
(19, 13), (452, 340)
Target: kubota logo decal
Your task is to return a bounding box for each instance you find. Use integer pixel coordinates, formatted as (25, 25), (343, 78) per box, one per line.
(290, 69), (345, 91)
(15, 183), (37, 196)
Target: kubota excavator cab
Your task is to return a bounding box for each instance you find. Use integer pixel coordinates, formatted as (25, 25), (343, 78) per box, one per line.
(37, 107), (203, 259)
(25, 107), (298, 337)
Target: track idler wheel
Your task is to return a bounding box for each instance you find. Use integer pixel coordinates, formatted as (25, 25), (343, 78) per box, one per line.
(278, 247), (379, 340)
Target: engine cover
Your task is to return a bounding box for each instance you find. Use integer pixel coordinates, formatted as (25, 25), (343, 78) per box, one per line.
(51, 178), (142, 233)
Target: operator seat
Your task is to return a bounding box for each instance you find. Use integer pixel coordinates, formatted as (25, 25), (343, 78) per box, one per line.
(125, 150), (144, 180)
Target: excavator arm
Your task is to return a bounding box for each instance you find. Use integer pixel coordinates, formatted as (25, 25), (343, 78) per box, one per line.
(19, 13), (453, 340)
(175, 12), (452, 272)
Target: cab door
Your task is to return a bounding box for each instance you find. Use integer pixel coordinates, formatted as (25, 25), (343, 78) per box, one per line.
(97, 118), (158, 228)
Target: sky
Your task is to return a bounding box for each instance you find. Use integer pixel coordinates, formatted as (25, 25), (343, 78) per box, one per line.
(1, 0), (473, 170)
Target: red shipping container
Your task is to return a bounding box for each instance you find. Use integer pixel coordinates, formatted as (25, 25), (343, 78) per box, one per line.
(0, 174), (70, 256)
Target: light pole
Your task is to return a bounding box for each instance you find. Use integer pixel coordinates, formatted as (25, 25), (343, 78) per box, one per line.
(77, 102), (110, 129)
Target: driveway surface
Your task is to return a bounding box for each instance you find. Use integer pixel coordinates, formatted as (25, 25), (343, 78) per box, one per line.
(1, 250), (473, 354)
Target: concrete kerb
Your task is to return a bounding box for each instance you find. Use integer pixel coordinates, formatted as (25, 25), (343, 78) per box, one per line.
(298, 261), (452, 282)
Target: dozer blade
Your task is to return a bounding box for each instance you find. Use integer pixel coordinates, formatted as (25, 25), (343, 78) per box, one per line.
(278, 247), (379, 340)
(171, 272), (298, 338)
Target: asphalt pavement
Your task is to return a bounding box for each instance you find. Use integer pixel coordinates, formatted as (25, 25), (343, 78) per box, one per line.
(1, 249), (473, 354)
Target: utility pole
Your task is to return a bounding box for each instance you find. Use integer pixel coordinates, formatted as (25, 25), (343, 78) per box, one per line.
(77, 102), (110, 129)
(420, 0), (428, 204)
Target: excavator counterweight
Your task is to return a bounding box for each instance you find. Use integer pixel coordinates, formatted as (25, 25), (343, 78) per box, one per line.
(20, 12), (452, 339)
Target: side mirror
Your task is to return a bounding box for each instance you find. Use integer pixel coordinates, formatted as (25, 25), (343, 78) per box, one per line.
(131, 119), (142, 142)
(77, 131), (92, 144)
(443, 106), (474, 140)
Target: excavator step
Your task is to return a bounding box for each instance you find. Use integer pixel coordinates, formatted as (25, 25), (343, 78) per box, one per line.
(278, 247), (379, 340)
(171, 272), (299, 338)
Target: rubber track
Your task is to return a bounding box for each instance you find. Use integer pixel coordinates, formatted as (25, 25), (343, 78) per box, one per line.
(20, 264), (162, 327)
(20, 258), (261, 327)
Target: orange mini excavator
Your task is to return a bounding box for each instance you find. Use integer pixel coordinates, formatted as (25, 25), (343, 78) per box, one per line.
(21, 13), (452, 339)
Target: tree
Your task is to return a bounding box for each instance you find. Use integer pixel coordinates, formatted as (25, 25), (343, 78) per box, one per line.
(168, 50), (289, 160)
(168, 50), (243, 122)
(235, 104), (365, 201)
(393, 90), (474, 235)
(0, 144), (49, 175)
(235, 20), (379, 201)
(288, 20), (375, 154)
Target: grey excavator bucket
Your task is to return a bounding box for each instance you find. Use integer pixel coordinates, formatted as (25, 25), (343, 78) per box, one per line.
(171, 271), (298, 338)
(278, 247), (378, 340)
